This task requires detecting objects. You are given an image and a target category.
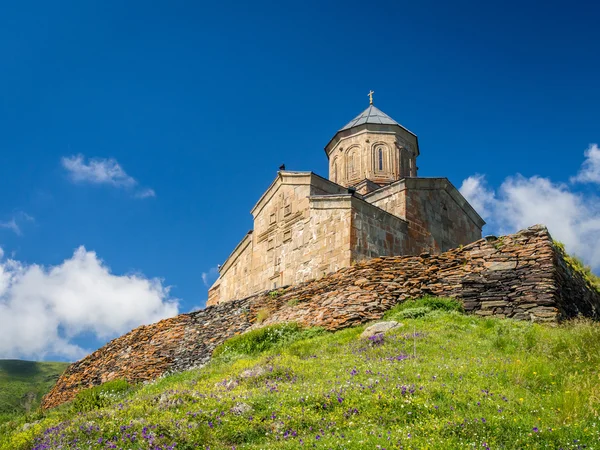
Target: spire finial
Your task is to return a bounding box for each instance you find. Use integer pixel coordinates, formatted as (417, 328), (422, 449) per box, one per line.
(368, 90), (374, 105)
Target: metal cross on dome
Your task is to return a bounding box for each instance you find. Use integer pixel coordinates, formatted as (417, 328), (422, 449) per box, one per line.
(368, 90), (374, 105)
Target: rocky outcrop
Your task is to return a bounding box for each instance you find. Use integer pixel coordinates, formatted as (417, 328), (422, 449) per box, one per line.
(41, 225), (600, 410)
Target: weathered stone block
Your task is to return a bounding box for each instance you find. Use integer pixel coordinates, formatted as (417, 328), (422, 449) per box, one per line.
(481, 300), (510, 309)
(360, 321), (404, 339)
(484, 261), (518, 271)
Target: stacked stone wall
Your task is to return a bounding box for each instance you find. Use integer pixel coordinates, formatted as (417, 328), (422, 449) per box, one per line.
(553, 249), (600, 318)
(42, 225), (600, 410)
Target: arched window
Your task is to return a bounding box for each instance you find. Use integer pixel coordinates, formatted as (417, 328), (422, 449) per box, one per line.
(374, 145), (388, 173)
(347, 148), (359, 179)
(332, 161), (338, 183)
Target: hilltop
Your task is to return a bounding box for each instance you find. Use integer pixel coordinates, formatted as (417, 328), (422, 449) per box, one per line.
(41, 225), (600, 411)
(0, 360), (69, 423)
(1, 299), (599, 449)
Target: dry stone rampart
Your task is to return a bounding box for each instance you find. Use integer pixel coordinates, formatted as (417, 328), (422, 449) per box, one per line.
(42, 225), (600, 410)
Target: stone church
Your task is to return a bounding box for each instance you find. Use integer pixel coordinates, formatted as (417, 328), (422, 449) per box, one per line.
(207, 96), (485, 305)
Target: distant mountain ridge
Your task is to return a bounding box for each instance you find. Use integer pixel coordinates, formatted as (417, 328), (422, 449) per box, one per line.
(0, 359), (69, 421)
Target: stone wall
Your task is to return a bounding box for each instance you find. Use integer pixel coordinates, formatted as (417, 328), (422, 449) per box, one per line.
(350, 196), (408, 261)
(367, 178), (484, 254)
(42, 225), (600, 410)
(209, 172), (348, 305)
(210, 232), (253, 304)
(404, 179), (483, 254)
(553, 248), (600, 319)
(209, 173), (484, 305)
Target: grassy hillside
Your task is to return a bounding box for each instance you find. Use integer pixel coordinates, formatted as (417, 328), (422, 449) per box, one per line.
(1, 298), (599, 449)
(0, 360), (69, 424)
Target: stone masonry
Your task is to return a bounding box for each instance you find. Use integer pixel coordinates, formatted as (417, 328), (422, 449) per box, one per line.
(42, 225), (600, 410)
(208, 174), (484, 305)
(208, 102), (485, 305)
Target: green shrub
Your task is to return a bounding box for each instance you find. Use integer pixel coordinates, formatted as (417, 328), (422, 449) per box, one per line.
(212, 323), (325, 359)
(70, 379), (130, 413)
(384, 295), (464, 321)
(419, 295), (464, 312)
(395, 306), (432, 319)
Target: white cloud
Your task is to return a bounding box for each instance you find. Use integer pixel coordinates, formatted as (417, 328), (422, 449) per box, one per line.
(458, 174), (496, 219)
(0, 218), (21, 235)
(134, 188), (156, 199)
(61, 154), (155, 199)
(62, 155), (135, 187)
(0, 212), (34, 236)
(201, 266), (219, 287)
(0, 247), (178, 360)
(571, 144), (600, 184)
(460, 147), (600, 270)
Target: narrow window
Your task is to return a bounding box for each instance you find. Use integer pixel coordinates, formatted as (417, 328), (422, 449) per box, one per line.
(378, 148), (384, 171)
(333, 161), (337, 183)
(347, 149), (360, 179)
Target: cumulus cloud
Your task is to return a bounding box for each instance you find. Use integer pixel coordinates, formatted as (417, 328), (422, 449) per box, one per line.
(571, 144), (600, 184)
(201, 266), (219, 287)
(457, 174), (496, 219)
(61, 154), (155, 199)
(0, 247), (178, 360)
(460, 145), (600, 270)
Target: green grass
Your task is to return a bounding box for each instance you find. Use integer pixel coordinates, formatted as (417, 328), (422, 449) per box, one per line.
(0, 360), (69, 424)
(555, 241), (600, 292)
(212, 322), (326, 360)
(1, 301), (599, 449)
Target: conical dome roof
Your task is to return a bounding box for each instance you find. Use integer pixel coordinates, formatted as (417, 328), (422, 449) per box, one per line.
(325, 102), (418, 157)
(340, 105), (401, 131)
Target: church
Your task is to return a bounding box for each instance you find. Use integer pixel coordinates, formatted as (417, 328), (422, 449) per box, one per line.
(207, 94), (485, 305)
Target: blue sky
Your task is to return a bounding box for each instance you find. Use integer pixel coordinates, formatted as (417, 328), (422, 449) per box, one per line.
(1, 0), (599, 361)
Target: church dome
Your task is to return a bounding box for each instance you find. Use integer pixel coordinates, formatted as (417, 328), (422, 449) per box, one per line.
(340, 105), (402, 131)
(325, 102), (418, 158)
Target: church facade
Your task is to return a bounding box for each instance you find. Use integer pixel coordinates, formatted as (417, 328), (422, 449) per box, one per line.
(207, 99), (485, 306)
